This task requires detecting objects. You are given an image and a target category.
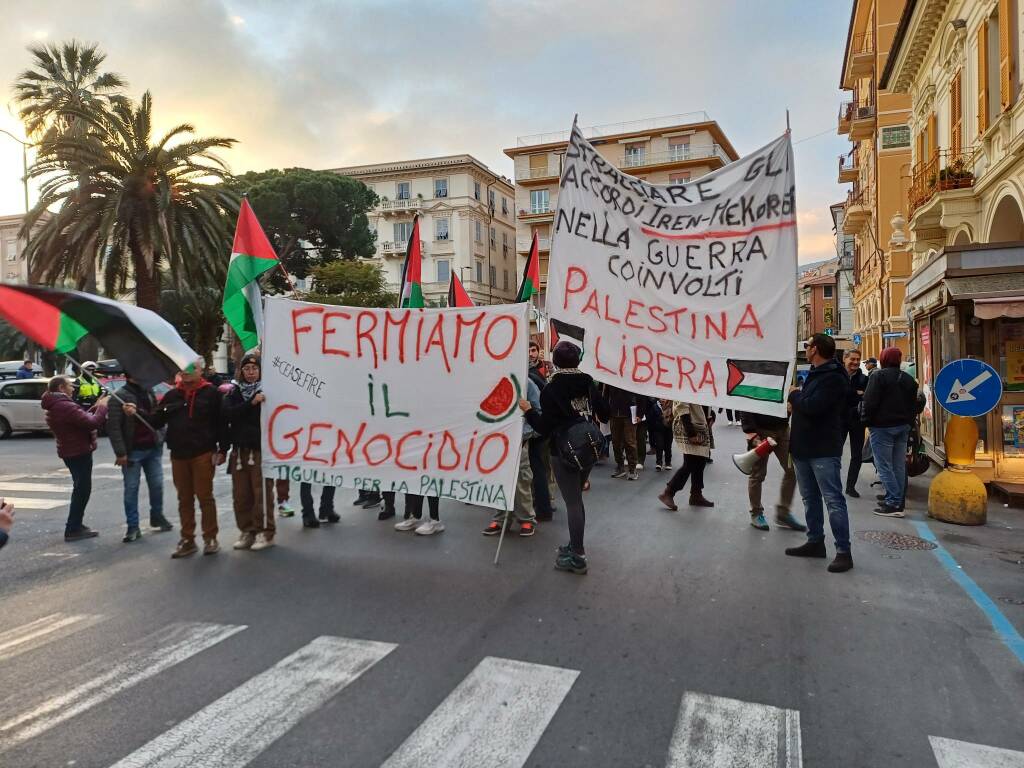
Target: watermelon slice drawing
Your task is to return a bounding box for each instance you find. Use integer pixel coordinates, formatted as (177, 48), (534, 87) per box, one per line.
(476, 373), (522, 423)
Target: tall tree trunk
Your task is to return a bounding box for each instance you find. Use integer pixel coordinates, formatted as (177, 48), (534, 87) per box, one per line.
(134, 252), (162, 311)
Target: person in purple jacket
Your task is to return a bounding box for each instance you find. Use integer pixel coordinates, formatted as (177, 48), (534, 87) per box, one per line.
(41, 376), (109, 541)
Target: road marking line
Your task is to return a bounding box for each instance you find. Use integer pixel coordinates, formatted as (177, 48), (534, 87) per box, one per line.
(108, 635), (396, 768)
(381, 656), (579, 768)
(0, 469), (68, 482)
(0, 621), (245, 751)
(0, 496), (67, 510)
(666, 691), (802, 768)
(0, 613), (104, 661)
(913, 521), (1024, 666)
(930, 736), (1024, 767)
(0, 482), (71, 493)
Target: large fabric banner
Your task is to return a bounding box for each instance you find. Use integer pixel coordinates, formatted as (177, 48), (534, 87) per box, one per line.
(260, 297), (529, 511)
(546, 125), (797, 417)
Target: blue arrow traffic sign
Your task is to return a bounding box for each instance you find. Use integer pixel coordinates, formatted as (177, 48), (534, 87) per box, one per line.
(933, 359), (1003, 417)
(853, 333), (862, 344)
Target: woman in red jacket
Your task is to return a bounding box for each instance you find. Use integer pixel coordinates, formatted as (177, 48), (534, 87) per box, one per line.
(41, 376), (109, 541)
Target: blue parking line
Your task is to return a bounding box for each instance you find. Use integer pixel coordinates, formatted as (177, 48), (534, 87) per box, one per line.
(913, 520), (1024, 666)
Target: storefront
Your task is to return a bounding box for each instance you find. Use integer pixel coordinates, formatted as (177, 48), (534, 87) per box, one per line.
(905, 242), (1024, 486)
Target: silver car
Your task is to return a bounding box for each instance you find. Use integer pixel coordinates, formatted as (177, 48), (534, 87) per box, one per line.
(0, 377), (51, 439)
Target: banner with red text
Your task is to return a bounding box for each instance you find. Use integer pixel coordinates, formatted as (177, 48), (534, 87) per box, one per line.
(546, 125), (797, 417)
(261, 297), (529, 511)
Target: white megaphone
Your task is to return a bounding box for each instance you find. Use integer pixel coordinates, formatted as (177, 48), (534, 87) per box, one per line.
(732, 437), (778, 475)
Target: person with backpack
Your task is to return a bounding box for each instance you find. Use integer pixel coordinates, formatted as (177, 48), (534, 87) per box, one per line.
(863, 346), (921, 518)
(657, 401), (715, 511)
(519, 341), (609, 575)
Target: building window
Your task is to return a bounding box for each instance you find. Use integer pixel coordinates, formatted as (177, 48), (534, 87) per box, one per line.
(396, 182), (410, 200)
(4, 241), (16, 262)
(436, 259), (450, 284)
(502, 197), (508, 215)
(669, 172), (691, 184)
(823, 285), (834, 299)
(435, 218), (449, 241)
(434, 178), (448, 198)
(530, 189), (549, 214)
(668, 137), (690, 161)
(880, 125), (911, 149)
(503, 269), (510, 291)
(624, 144), (646, 167)
(474, 181), (481, 200)
(489, 265), (497, 288)
(394, 222), (412, 243)
(475, 220), (482, 242)
(475, 261), (483, 283)
(490, 226), (496, 246)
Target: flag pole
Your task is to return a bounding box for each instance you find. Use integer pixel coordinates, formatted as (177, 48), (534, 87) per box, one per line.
(64, 354), (159, 436)
(493, 511), (509, 566)
(242, 193), (294, 290)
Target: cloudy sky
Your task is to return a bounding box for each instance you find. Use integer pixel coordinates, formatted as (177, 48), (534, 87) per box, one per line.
(0, 0), (851, 263)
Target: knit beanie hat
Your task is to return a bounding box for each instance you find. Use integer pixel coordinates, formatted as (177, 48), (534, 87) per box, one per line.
(551, 341), (582, 369)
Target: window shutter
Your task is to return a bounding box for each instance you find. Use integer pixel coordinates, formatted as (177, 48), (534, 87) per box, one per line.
(999, 0), (1013, 110)
(951, 69), (963, 153)
(927, 113), (938, 160)
(916, 130), (925, 167)
(978, 22), (990, 133)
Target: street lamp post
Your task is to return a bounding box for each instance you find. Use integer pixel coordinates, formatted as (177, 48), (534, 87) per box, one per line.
(0, 128), (30, 213)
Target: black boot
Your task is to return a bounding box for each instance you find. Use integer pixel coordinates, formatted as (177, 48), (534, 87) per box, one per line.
(689, 492), (714, 508)
(319, 509), (341, 523)
(149, 517), (174, 532)
(785, 540), (827, 558)
(828, 551), (854, 573)
(361, 491), (382, 508)
(302, 515), (320, 528)
(845, 486), (860, 498)
(352, 489), (369, 505)
(378, 503), (396, 520)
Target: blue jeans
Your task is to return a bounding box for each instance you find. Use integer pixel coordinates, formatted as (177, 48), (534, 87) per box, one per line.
(122, 446), (164, 528)
(793, 456), (850, 552)
(870, 425), (909, 508)
(63, 453), (93, 533)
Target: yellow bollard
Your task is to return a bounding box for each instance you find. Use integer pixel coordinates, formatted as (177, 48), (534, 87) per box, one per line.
(928, 415), (987, 525)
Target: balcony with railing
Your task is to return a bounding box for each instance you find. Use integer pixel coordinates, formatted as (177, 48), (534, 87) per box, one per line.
(847, 31), (874, 78)
(842, 188), (871, 234)
(620, 144), (730, 170)
(839, 90), (876, 139)
(838, 150), (858, 183)
(518, 202), (554, 218)
(515, 112), (711, 147)
(517, 236), (552, 252)
(516, 162), (562, 183)
(908, 146), (980, 218)
(379, 240), (426, 257)
(379, 197), (426, 215)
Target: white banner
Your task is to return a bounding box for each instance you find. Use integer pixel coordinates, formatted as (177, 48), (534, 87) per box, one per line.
(260, 297), (529, 511)
(546, 125), (797, 417)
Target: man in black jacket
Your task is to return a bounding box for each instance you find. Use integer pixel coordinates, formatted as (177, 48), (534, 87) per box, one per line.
(863, 347), (920, 517)
(843, 349), (870, 498)
(785, 333), (855, 573)
(109, 376), (173, 542)
(739, 410), (805, 532)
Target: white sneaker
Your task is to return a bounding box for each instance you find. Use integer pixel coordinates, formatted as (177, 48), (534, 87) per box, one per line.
(415, 519), (445, 535)
(394, 518), (420, 531)
(232, 532), (255, 550)
(277, 502), (295, 518)
(250, 533), (275, 550)
(634, 463), (643, 471)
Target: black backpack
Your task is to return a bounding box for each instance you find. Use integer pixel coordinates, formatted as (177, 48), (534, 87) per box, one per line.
(553, 418), (604, 472)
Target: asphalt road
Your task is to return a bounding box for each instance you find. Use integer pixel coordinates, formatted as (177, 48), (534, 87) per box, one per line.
(1, 426), (1023, 768)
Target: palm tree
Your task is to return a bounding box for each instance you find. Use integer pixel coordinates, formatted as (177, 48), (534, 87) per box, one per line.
(160, 286), (225, 367)
(24, 91), (239, 310)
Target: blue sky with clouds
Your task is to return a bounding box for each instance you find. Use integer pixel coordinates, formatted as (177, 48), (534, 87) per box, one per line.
(0, 0), (851, 262)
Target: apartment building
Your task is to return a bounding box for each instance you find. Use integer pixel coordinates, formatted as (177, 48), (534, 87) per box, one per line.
(838, 0), (914, 361)
(329, 155), (517, 306)
(830, 202), (858, 345)
(881, 0), (1024, 485)
(502, 113), (739, 311)
(0, 212), (53, 285)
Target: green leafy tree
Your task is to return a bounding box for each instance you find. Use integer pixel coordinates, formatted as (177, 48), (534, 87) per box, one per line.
(160, 286), (225, 368)
(226, 168), (378, 280)
(303, 260), (397, 308)
(0, 319), (28, 360)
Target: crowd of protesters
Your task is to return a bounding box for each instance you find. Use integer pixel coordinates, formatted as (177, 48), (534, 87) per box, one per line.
(7, 332), (925, 578)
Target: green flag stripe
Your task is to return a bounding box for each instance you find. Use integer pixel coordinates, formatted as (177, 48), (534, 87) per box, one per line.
(55, 313), (89, 354)
(401, 282), (425, 309)
(731, 383), (784, 402)
(225, 253), (277, 293)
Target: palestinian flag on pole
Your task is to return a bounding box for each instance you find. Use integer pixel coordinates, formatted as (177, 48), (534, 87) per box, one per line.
(399, 215), (424, 309)
(447, 272), (474, 307)
(726, 359), (790, 403)
(516, 231), (541, 303)
(0, 285), (200, 389)
(224, 197), (280, 352)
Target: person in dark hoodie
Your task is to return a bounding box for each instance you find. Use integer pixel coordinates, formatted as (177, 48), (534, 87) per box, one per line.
(222, 354), (277, 551)
(863, 346), (920, 517)
(136, 364), (226, 558)
(42, 376), (109, 541)
(842, 349), (870, 498)
(603, 384), (639, 480)
(520, 341), (609, 575)
(738, 409), (806, 533)
(784, 333), (855, 573)
(108, 374), (173, 542)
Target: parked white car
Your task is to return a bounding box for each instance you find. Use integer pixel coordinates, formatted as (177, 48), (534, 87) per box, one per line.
(0, 377), (51, 439)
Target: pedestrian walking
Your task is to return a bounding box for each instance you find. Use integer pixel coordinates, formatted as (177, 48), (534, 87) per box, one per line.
(657, 401), (715, 510)
(843, 349), (869, 498)
(299, 482), (339, 528)
(863, 346), (920, 518)
(108, 375), (173, 542)
(41, 377), (109, 541)
(604, 385), (639, 480)
(526, 343), (556, 520)
(222, 354), (277, 551)
(738, 410), (806, 532)
(395, 494), (443, 535)
(650, 399), (674, 471)
(785, 333), (855, 573)
(148, 365), (226, 558)
(484, 376), (541, 538)
(520, 341), (609, 575)
(72, 361), (105, 408)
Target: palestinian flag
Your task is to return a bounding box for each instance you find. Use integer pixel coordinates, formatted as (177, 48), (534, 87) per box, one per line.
(224, 197), (280, 352)
(550, 317), (584, 349)
(399, 216), (424, 309)
(516, 232), (541, 303)
(0, 285), (200, 389)
(447, 272), (474, 307)
(726, 359), (789, 403)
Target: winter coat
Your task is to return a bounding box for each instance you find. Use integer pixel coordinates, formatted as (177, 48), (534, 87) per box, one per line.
(672, 401), (711, 458)
(108, 382), (164, 457)
(846, 369), (869, 425)
(739, 410), (790, 434)
(603, 385), (636, 419)
(221, 385), (262, 452)
(863, 367), (920, 428)
(788, 359), (851, 459)
(524, 370), (609, 457)
(151, 382), (224, 460)
(41, 391), (108, 459)
(522, 378), (542, 440)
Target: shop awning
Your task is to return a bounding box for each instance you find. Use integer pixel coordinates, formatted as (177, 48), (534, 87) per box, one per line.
(946, 273), (1024, 299)
(973, 296), (1024, 319)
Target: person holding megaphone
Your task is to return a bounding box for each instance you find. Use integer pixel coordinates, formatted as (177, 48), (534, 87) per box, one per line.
(735, 411), (806, 533)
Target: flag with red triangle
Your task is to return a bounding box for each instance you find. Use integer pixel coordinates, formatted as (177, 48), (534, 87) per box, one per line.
(223, 197), (281, 352)
(516, 231), (541, 303)
(399, 216), (424, 308)
(447, 272), (474, 307)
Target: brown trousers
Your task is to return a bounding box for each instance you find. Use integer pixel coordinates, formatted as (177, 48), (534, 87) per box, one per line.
(609, 416), (638, 469)
(747, 426), (796, 516)
(230, 448), (276, 537)
(171, 452), (218, 542)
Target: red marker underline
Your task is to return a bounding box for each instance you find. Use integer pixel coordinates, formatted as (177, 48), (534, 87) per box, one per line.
(641, 219), (797, 241)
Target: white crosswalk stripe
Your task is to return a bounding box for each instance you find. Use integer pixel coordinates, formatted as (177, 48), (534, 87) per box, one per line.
(0, 621), (245, 751)
(0, 612), (104, 661)
(0, 496), (69, 510)
(666, 691), (802, 768)
(381, 656), (579, 768)
(930, 736), (1024, 767)
(109, 635), (396, 768)
(0, 482), (71, 492)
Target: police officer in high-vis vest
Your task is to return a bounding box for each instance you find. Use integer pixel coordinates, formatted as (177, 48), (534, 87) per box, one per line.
(73, 361), (105, 409)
